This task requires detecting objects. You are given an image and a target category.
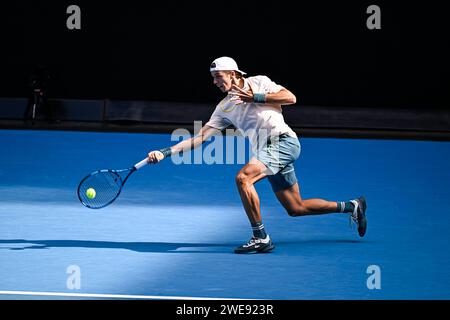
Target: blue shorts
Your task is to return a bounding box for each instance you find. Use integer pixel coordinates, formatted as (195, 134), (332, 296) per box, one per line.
(255, 134), (301, 192)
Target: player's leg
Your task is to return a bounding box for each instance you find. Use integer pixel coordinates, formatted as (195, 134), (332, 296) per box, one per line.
(234, 133), (301, 254)
(274, 182), (340, 216)
(235, 157), (267, 223)
(234, 157), (275, 254)
(272, 174), (367, 236)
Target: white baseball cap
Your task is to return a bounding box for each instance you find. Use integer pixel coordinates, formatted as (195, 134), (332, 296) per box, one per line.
(210, 56), (246, 75)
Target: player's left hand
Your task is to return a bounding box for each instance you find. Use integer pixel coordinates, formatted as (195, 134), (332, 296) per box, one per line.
(229, 80), (254, 104)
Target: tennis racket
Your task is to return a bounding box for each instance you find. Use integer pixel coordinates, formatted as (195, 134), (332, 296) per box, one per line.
(77, 158), (149, 209)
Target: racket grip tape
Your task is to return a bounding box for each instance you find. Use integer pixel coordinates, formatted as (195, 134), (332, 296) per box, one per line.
(134, 158), (149, 170)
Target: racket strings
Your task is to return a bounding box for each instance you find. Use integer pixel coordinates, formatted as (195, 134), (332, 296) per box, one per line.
(78, 171), (123, 209)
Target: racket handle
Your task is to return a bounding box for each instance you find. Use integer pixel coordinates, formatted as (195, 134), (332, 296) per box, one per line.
(134, 158), (149, 170)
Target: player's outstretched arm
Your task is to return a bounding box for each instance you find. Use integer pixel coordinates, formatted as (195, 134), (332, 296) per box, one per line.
(147, 125), (218, 164)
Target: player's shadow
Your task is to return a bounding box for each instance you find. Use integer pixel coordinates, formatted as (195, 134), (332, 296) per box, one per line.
(0, 239), (234, 253)
(0, 238), (369, 254)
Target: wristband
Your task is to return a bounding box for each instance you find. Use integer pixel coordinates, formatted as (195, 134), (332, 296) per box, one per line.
(159, 147), (172, 158)
(253, 93), (266, 103)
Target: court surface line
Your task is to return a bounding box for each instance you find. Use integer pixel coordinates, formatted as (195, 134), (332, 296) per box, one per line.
(0, 290), (246, 300)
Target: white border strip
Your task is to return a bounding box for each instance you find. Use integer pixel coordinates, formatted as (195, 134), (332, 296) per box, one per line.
(0, 290), (245, 300)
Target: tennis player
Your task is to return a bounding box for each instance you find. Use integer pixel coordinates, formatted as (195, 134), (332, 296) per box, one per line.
(147, 57), (367, 254)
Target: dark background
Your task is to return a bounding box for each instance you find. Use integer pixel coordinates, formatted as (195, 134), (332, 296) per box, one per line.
(0, 0), (448, 109)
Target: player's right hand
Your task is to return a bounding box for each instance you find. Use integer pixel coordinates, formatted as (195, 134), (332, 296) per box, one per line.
(147, 150), (165, 164)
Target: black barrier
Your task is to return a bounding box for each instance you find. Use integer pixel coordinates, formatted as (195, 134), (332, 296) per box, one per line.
(1, 98), (449, 140)
(0, 98), (105, 122)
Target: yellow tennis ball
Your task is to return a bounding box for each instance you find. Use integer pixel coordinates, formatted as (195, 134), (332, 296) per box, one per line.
(86, 188), (96, 199)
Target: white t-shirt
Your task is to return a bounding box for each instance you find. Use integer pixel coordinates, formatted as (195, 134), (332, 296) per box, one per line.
(206, 75), (297, 149)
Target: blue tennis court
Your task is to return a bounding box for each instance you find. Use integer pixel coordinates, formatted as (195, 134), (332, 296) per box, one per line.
(1, 129), (449, 299)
